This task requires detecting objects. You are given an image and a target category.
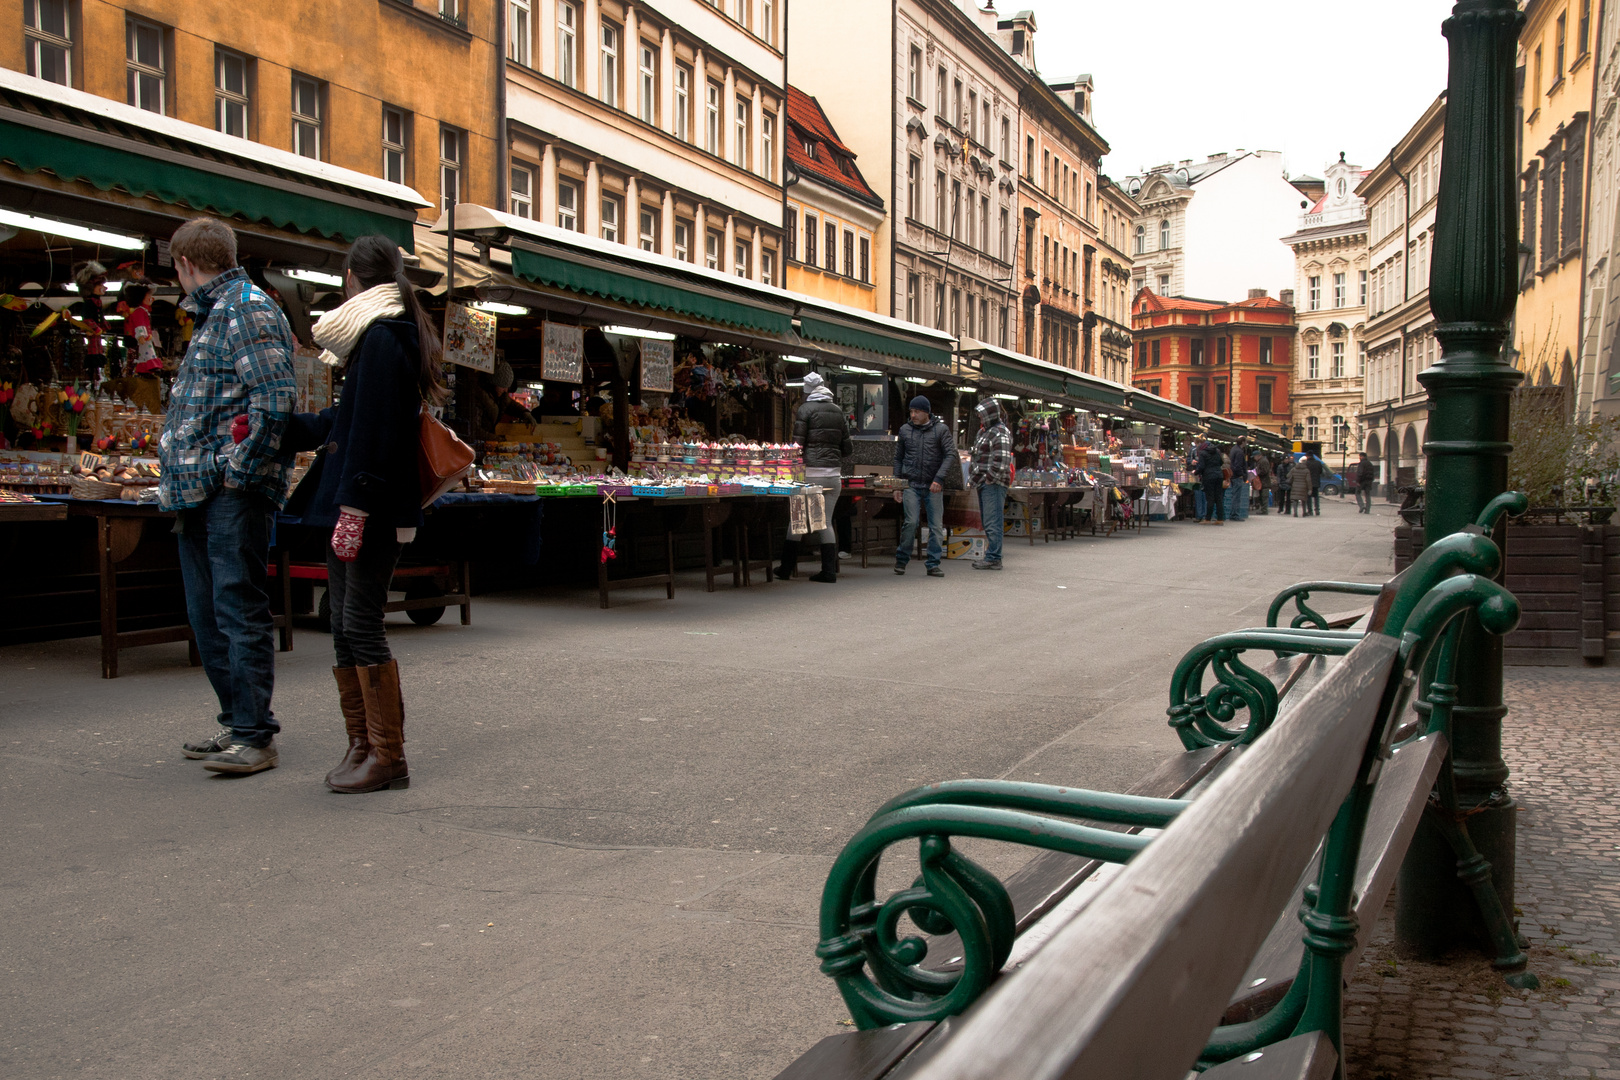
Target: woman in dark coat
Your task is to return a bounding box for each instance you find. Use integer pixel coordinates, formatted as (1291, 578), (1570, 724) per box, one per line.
(282, 236), (445, 793)
(779, 369), (853, 582)
(1197, 441), (1227, 524)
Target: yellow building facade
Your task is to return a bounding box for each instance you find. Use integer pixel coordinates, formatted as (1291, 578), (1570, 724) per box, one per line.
(7, 0), (501, 220)
(1516, 0), (1599, 388)
(783, 86), (884, 311)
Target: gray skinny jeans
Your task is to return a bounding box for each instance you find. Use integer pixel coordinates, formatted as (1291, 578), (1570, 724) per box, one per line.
(799, 471), (842, 545)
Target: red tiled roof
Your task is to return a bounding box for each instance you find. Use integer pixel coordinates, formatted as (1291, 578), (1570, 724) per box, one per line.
(786, 86), (883, 208)
(1135, 289), (1223, 314)
(1234, 296), (1291, 309)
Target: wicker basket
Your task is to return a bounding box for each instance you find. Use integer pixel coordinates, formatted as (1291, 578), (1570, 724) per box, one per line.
(70, 477), (125, 501)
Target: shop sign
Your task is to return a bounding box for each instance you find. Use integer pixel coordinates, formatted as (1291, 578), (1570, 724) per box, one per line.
(443, 302), (496, 373)
(640, 339), (674, 393)
(542, 321), (584, 383)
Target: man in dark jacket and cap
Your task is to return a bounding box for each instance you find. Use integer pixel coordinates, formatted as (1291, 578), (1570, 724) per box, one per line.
(779, 370), (852, 582)
(893, 395), (956, 576)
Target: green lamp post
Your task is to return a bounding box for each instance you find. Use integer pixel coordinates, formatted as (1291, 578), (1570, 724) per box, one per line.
(1399, 0), (1527, 958)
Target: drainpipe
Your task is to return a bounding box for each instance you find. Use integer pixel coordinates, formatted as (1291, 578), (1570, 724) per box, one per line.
(496, 0), (508, 214)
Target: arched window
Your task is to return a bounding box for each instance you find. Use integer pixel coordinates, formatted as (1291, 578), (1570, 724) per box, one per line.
(1159, 219), (1170, 250)
(1134, 225), (1145, 254)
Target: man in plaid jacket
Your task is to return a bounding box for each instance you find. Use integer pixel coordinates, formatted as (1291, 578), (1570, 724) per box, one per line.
(159, 218), (296, 777)
(969, 398), (1013, 569)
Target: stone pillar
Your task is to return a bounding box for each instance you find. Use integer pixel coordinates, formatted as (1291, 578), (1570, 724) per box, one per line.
(585, 160), (601, 238)
(661, 189), (676, 254)
(724, 214), (736, 274)
(1398, 0), (1528, 960)
(625, 175), (640, 247)
(540, 143), (558, 226)
(583, 0), (599, 99)
(660, 28), (674, 132)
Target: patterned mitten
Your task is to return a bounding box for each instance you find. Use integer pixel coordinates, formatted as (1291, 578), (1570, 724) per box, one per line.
(331, 511), (366, 562)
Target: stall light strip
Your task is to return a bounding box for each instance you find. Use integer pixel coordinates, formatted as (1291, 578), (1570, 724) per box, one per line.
(0, 207), (145, 249)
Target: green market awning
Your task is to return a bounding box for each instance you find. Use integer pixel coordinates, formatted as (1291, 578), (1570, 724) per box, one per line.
(1126, 388), (1204, 430)
(0, 69), (428, 250)
(796, 312), (954, 368)
(512, 247), (793, 335)
(1205, 415), (1248, 441)
(960, 341), (1129, 410)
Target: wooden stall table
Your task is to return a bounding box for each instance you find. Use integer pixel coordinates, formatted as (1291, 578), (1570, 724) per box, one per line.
(849, 489), (902, 568)
(1008, 486), (1087, 546)
(39, 496), (201, 679)
(595, 491), (789, 607)
(690, 494), (778, 592)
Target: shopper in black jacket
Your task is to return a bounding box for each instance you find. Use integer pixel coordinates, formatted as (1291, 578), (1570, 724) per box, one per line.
(893, 396), (956, 575)
(1197, 441), (1227, 524)
(780, 370), (852, 583)
(280, 236), (446, 794)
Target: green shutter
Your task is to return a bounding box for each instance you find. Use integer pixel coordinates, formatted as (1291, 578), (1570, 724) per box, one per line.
(0, 119), (416, 249)
(798, 315), (952, 367)
(511, 248), (793, 334)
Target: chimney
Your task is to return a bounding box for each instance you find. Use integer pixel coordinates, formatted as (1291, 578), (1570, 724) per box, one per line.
(1248, 288), (1268, 299)
(1279, 289), (1295, 307)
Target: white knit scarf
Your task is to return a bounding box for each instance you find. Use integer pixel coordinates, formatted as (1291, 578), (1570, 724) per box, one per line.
(312, 284), (406, 368)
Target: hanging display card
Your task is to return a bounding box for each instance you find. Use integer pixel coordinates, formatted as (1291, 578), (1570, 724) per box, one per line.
(442, 302), (497, 373)
(640, 339), (674, 392)
(542, 322), (585, 383)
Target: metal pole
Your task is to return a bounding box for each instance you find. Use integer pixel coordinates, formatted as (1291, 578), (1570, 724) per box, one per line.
(1397, 0), (1525, 959)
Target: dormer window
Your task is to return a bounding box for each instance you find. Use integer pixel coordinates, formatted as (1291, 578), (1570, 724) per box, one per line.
(803, 139), (815, 159)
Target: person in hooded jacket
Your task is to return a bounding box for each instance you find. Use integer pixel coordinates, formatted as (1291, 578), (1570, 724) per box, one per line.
(1196, 440), (1227, 524)
(892, 396), (956, 576)
(1289, 452), (1314, 516)
(277, 235), (446, 793)
(779, 370), (851, 583)
(1276, 454), (1294, 515)
(968, 398), (1012, 569)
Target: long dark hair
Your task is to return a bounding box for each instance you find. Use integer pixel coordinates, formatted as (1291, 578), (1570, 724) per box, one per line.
(344, 235), (446, 403)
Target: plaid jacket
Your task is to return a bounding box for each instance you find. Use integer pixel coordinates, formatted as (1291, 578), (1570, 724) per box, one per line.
(158, 268), (296, 510)
(969, 399), (1013, 487)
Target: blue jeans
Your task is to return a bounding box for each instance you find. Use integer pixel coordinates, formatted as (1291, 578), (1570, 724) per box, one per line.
(977, 483), (1006, 563)
(1193, 488), (1206, 519)
(176, 488), (279, 747)
(1228, 481), (1250, 520)
(897, 485), (945, 569)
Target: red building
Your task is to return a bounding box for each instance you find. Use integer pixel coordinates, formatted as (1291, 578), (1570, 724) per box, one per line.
(1130, 290), (1296, 435)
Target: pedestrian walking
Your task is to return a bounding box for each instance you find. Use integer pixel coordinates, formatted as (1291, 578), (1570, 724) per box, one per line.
(1306, 453), (1325, 515)
(1289, 453), (1314, 516)
(1227, 438), (1250, 521)
(276, 236), (445, 793)
(893, 396), (955, 576)
(164, 218), (296, 776)
(1187, 442), (1206, 521)
(1197, 440), (1227, 524)
(779, 370), (850, 583)
(969, 398), (1012, 570)
(1355, 453), (1377, 514)
(1253, 452), (1273, 515)
(1276, 455), (1293, 515)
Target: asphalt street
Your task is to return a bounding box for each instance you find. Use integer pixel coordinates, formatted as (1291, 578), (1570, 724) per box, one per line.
(1, 495), (1401, 1080)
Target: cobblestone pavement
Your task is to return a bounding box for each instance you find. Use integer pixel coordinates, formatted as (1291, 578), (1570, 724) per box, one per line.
(1343, 666), (1620, 1080)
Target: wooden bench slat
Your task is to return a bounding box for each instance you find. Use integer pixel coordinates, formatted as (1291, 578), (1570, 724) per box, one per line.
(1219, 730), (1450, 1023)
(772, 1022), (936, 1080)
(895, 636), (1400, 1080)
(1197, 1032), (1338, 1080)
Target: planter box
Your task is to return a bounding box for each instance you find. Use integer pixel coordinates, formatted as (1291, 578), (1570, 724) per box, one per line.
(1395, 522), (1618, 666)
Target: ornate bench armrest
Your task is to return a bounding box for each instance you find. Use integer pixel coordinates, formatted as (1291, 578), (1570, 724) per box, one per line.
(871, 779), (1187, 830)
(1266, 581), (1386, 630)
(1167, 629), (1361, 750)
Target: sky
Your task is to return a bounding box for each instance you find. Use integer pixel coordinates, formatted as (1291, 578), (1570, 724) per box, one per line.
(1032, 0), (1457, 183)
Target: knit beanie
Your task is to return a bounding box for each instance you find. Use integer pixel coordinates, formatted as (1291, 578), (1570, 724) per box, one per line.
(909, 395), (931, 413)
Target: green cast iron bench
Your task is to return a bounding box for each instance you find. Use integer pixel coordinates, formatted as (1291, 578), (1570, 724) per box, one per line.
(776, 497), (1533, 1080)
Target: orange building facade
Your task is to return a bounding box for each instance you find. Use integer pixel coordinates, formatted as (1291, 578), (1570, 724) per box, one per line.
(1130, 290), (1296, 434)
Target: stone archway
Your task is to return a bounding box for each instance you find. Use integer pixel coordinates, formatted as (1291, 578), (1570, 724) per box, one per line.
(1399, 425), (1421, 489)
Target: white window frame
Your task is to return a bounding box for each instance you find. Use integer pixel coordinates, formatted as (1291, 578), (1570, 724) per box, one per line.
(733, 96), (750, 169)
(705, 229), (722, 271)
(637, 43), (656, 123)
(214, 48), (251, 138)
(674, 220), (691, 262)
(600, 195), (621, 243)
(292, 75), (322, 159)
(557, 178), (580, 231)
(439, 125), (463, 211)
(509, 0), (532, 66)
(762, 0), (775, 46)
(510, 163), (534, 218)
(556, 0), (578, 88)
(599, 22), (619, 108)
(705, 81), (721, 155)
(761, 249), (775, 286)
(1333, 271), (1346, 309)
(25, 0), (73, 85)
(126, 16), (167, 113)
(1331, 341), (1345, 378)
(734, 240), (750, 279)
(1307, 343), (1321, 380)
(383, 107), (408, 184)
(674, 66), (691, 141)
(638, 207), (658, 252)
(908, 46), (922, 100)
(760, 113), (774, 181)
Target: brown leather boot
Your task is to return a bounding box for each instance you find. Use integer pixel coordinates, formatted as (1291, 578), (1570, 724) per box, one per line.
(329, 659), (410, 793)
(324, 667), (370, 790)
